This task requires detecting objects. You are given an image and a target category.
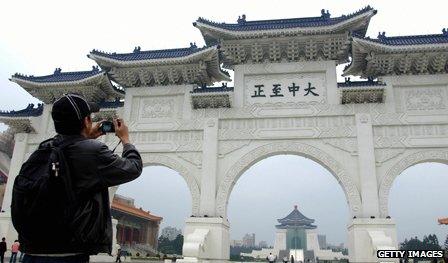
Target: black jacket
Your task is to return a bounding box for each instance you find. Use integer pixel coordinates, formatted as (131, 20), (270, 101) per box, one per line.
(25, 135), (142, 255)
(0, 241), (6, 253)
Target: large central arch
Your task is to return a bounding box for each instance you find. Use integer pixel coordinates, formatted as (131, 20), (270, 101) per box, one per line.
(215, 142), (362, 218)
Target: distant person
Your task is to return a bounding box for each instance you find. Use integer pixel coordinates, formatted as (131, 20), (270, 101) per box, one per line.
(267, 253), (276, 263)
(0, 238), (6, 263)
(10, 240), (19, 263)
(282, 256), (288, 263)
(115, 248), (122, 263)
(290, 255), (295, 263)
(11, 94), (143, 263)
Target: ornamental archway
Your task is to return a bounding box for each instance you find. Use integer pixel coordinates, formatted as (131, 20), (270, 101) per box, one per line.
(216, 141), (362, 219)
(1, 6), (447, 263)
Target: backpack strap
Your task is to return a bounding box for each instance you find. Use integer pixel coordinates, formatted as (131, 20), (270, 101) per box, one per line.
(52, 136), (85, 150)
(50, 136), (85, 202)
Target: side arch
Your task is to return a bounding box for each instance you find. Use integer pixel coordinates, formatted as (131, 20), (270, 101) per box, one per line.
(138, 153), (201, 216)
(215, 141), (362, 218)
(379, 150), (448, 217)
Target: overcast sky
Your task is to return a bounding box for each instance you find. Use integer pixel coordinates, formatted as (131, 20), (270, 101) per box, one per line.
(1, 0), (448, 247)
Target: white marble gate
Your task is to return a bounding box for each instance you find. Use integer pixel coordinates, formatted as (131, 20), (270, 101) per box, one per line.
(1, 6), (447, 263)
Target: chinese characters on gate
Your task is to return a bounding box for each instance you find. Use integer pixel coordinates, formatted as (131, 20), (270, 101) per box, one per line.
(245, 73), (325, 105)
(251, 82), (319, 98)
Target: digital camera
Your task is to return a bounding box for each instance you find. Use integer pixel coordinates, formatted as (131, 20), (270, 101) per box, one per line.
(99, 121), (115, 133)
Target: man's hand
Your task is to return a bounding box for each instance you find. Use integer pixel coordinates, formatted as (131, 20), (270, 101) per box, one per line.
(88, 121), (105, 139)
(114, 118), (130, 144)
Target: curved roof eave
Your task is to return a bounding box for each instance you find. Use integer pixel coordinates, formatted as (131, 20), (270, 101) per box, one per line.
(88, 46), (220, 68)
(195, 9), (376, 41)
(10, 72), (124, 99)
(353, 36), (448, 53)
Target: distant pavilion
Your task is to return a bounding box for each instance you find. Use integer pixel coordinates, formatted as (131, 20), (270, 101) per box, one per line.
(111, 194), (162, 250)
(276, 205), (317, 250)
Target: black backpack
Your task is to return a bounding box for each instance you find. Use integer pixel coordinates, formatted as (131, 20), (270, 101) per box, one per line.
(11, 137), (80, 251)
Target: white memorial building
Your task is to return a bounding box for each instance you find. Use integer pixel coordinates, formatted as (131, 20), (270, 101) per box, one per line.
(0, 6), (448, 263)
(241, 205), (347, 261)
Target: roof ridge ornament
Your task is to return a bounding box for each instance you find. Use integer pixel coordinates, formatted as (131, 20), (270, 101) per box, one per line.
(237, 14), (246, 24)
(320, 9), (331, 19)
(54, 68), (62, 75)
(378, 31), (386, 40)
(443, 28), (448, 36)
(133, 46), (141, 53)
(189, 42), (197, 49)
(91, 65), (99, 72)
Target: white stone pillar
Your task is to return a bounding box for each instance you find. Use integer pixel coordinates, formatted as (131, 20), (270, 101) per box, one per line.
(355, 114), (380, 218)
(199, 118), (218, 216)
(233, 65), (245, 108)
(2, 133), (28, 212)
(347, 218), (397, 263)
(37, 104), (52, 134)
(325, 60), (340, 105)
(0, 133), (28, 243)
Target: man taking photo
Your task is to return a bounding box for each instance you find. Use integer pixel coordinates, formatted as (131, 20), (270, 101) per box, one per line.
(12, 94), (143, 263)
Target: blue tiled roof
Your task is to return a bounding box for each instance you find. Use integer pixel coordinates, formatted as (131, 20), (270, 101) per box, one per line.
(360, 29), (448, 46)
(98, 98), (124, 109)
(90, 43), (211, 61)
(195, 6), (375, 32)
(337, 79), (386, 88)
(277, 206), (315, 226)
(191, 84), (234, 93)
(0, 103), (43, 117)
(12, 66), (103, 83)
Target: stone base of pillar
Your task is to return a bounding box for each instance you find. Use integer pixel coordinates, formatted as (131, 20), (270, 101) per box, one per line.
(179, 217), (229, 263)
(0, 212), (17, 243)
(348, 218), (397, 263)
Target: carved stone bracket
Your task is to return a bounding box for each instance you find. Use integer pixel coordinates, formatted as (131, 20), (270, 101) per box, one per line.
(323, 138), (358, 155)
(374, 149), (405, 166)
(177, 152), (202, 169)
(218, 140), (251, 158)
